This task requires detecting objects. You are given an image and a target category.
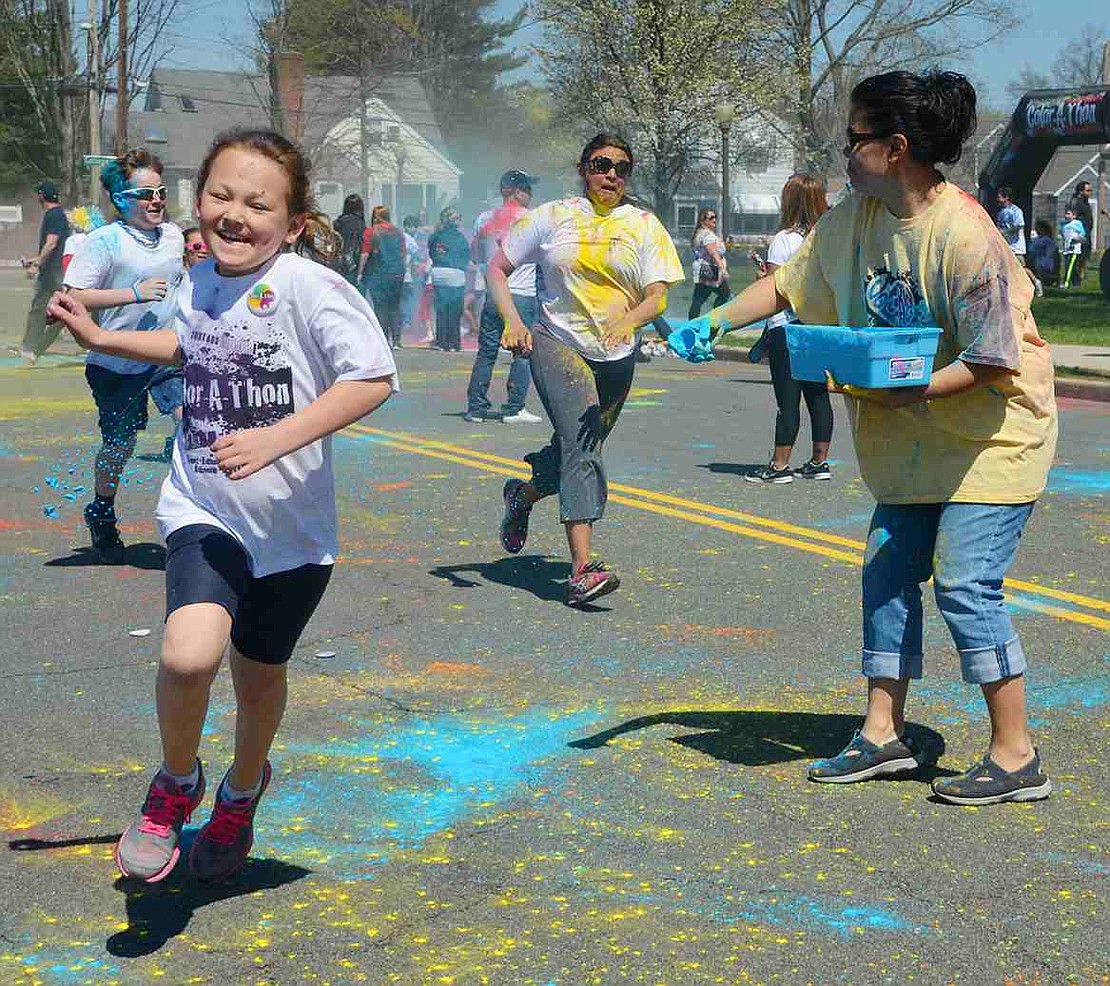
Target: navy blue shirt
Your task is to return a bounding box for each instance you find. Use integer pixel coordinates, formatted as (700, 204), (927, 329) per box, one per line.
(39, 204), (70, 274)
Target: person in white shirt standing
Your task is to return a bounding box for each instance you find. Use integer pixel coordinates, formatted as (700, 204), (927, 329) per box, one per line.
(50, 128), (398, 885)
(995, 187), (1026, 258)
(64, 149), (185, 563)
(465, 169), (542, 424)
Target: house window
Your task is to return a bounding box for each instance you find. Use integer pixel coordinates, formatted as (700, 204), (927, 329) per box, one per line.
(177, 178), (194, 214)
(424, 183), (437, 212)
(144, 123), (168, 144)
(677, 205), (697, 228)
(180, 96), (197, 112)
(316, 182), (343, 219)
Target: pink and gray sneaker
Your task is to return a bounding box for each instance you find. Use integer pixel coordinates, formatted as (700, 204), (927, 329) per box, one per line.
(500, 479), (533, 554)
(115, 760), (206, 882)
(189, 760), (272, 881)
(567, 561), (620, 606)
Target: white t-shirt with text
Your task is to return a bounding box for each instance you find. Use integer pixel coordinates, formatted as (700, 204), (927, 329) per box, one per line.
(156, 253), (399, 577)
(64, 221), (185, 375)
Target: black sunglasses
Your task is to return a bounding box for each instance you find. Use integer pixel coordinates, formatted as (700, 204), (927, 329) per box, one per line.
(586, 155), (632, 179)
(117, 185), (168, 202)
(842, 131), (888, 156)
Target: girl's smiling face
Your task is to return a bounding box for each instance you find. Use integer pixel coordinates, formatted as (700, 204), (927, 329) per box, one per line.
(183, 230), (209, 267)
(197, 147), (305, 275)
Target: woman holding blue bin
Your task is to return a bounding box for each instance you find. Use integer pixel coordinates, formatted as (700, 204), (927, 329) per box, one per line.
(673, 70), (1058, 806)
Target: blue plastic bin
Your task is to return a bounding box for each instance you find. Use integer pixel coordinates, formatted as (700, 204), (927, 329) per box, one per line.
(784, 324), (942, 389)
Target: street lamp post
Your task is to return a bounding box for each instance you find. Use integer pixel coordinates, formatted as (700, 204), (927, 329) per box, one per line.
(80, 3), (102, 204)
(714, 102), (732, 244)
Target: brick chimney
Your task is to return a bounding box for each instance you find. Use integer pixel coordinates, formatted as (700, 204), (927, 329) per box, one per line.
(274, 51), (305, 143)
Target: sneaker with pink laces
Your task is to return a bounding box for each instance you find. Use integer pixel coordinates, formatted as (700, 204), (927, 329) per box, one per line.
(567, 561), (620, 606)
(189, 761), (272, 880)
(115, 761), (206, 882)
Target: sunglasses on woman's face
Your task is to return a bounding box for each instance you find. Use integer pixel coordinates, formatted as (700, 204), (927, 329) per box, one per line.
(586, 156), (632, 179)
(118, 185), (168, 202)
(186, 241), (208, 253)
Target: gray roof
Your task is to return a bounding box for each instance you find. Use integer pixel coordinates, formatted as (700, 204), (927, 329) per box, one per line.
(113, 68), (446, 173)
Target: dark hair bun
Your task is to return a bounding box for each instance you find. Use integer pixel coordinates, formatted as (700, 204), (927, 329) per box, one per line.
(851, 70), (977, 167)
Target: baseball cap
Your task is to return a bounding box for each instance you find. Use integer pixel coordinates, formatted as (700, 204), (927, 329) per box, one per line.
(500, 169), (536, 192)
(35, 180), (60, 202)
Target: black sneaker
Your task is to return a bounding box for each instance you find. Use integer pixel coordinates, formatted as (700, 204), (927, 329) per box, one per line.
(808, 730), (933, 784)
(795, 459), (832, 480)
(745, 462), (794, 484)
(499, 479), (532, 554)
(84, 502), (126, 564)
(931, 749), (1051, 806)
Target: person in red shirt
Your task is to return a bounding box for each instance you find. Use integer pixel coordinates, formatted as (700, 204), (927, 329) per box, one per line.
(359, 205), (407, 347)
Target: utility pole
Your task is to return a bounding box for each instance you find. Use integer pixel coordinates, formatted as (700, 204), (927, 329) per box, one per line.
(86, 0), (102, 201)
(115, 0), (128, 153)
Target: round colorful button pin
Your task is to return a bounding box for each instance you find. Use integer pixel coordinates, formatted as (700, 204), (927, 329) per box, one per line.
(247, 282), (278, 316)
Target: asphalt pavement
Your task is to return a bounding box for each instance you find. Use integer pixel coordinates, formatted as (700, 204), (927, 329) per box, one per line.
(0, 348), (1107, 985)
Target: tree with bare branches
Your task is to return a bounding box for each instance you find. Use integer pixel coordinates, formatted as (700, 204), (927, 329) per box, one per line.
(1005, 25), (1109, 102)
(536, 0), (777, 224)
(0, 0), (183, 198)
(776, 0), (1017, 174)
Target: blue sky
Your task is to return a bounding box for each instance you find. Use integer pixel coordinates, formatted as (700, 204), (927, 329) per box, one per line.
(157, 1), (1108, 111)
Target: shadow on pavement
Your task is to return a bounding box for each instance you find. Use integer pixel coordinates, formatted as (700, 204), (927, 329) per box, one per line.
(431, 555), (567, 603)
(9, 833), (121, 851)
(570, 710), (950, 772)
(430, 555), (613, 611)
(107, 851), (311, 958)
(698, 462), (767, 478)
(44, 543), (166, 571)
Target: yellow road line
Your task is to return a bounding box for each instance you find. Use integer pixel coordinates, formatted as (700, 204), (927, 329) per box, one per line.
(353, 425), (863, 548)
(347, 424), (1110, 630)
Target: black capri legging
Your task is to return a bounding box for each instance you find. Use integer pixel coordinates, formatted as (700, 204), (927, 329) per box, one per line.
(767, 325), (833, 448)
(688, 280), (731, 319)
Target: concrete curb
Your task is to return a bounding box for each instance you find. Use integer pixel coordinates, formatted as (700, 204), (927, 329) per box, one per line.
(712, 345), (1110, 403)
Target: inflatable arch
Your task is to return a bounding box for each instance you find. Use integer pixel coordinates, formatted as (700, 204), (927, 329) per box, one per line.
(978, 86), (1110, 297)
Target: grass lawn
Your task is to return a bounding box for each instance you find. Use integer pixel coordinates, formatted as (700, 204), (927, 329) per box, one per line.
(1030, 257), (1110, 345)
(664, 251), (1110, 348)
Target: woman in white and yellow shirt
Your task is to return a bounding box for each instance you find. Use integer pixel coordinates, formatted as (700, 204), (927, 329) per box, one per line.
(486, 133), (684, 607)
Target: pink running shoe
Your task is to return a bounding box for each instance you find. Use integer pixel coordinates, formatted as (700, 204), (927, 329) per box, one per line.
(115, 761), (206, 882)
(189, 761), (272, 881)
(567, 561), (620, 606)
(500, 478), (533, 554)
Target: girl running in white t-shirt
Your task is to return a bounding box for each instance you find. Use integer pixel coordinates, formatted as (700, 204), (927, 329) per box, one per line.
(48, 129), (398, 883)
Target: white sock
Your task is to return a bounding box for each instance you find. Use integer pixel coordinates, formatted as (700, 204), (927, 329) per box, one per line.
(164, 761), (200, 792)
(221, 772), (263, 803)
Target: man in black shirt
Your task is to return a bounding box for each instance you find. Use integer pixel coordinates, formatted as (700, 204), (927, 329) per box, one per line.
(20, 180), (70, 363)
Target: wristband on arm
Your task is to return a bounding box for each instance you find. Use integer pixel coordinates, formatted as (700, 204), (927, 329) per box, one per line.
(132, 284), (141, 303)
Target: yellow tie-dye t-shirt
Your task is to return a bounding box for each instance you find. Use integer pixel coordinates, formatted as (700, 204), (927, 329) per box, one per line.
(502, 197), (685, 361)
(773, 183), (1057, 505)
